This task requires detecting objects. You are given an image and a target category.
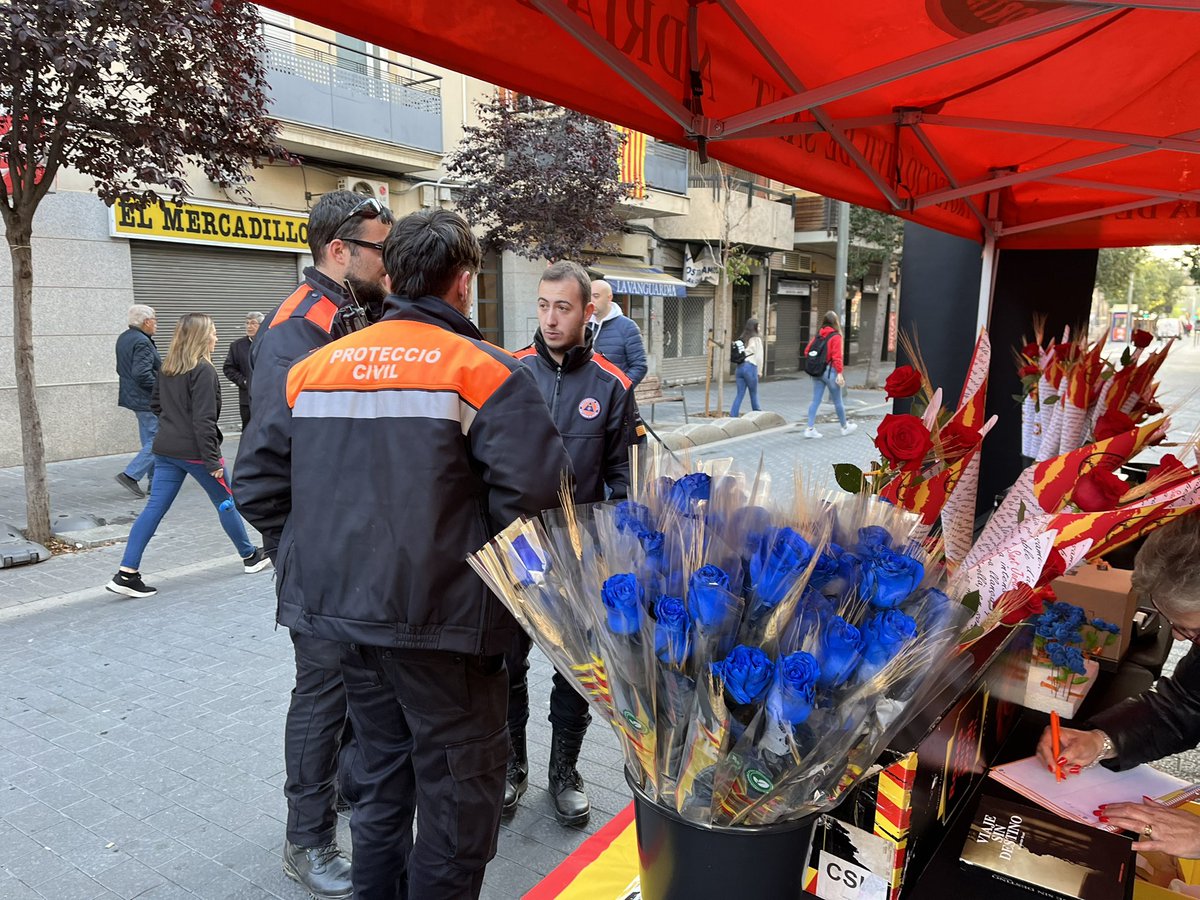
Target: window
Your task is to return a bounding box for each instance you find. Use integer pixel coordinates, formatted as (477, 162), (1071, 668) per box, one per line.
(662, 294), (708, 359)
(475, 251), (503, 345)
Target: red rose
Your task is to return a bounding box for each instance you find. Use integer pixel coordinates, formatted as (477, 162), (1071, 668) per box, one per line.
(1001, 588), (1049, 626)
(1147, 454), (1192, 485)
(1022, 342), (1041, 359)
(1039, 549), (1068, 586)
(1132, 329), (1153, 348)
(884, 365), (922, 399)
(937, 421), (982, 462)
(1054, 342), (1076, 362)
(1018, 364), (1039, 378)
(1093, 408), (1136, 442)
(874, 414), (934, 469)
(1071, 468), (1128, 512)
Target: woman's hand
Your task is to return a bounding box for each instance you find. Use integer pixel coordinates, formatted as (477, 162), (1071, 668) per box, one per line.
(836, 372), (845, 387)
(1100, 799), (1200, 857)
(211, 467), (224, 480)
(1036, 725), (1105, 771)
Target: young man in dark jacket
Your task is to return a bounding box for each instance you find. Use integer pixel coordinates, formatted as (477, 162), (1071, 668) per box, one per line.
(222, 311), (263, 429)
(114, 304), (161, 498)
(590, 277), (648, 387)
(236, 208), (570, 898)
(232, 191), (392, 900)
(506, 261), (644, 826)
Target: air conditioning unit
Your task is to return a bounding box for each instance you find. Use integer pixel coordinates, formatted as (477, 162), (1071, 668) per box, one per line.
(337, 177), (389, 203)
(420, 184), (455, 207)
(774, 251), (815, 274)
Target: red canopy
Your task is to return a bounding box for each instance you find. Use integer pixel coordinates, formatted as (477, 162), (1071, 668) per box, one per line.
(261, 0), (1200, 249)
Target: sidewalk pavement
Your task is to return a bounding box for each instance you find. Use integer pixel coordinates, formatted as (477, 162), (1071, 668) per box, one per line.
(0, 365), (895, 899)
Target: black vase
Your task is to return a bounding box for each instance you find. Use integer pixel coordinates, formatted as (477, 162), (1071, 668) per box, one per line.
(627, 770), (816, 899)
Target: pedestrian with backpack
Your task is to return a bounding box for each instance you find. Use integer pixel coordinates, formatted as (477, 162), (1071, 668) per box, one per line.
(730, 317), (764, 417)
(803, 311), (857, 439)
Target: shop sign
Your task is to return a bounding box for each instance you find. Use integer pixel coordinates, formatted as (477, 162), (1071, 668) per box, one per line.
(777, 279), (812, 296)
(111, 198), (309, 252)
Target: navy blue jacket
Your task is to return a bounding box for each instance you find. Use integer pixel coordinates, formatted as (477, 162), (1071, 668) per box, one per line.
(514, 332), (640, 505)
(115, 327), (160, 412)
(235, 293), (570, 655)
(592, 311), (647, 387)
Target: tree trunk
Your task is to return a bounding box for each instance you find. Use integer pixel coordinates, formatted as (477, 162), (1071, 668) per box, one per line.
(863, 251), (893, 389)
(9, 221), (52, 544)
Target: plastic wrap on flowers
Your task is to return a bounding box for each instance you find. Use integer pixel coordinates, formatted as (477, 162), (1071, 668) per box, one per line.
(470, 452), (973, 829)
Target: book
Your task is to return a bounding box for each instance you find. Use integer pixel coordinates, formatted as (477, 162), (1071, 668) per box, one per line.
(988, 755), (1197, 833)
(961, 792), (1133, 900)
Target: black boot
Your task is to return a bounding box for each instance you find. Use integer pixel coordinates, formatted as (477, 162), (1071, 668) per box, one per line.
(502, 724), (528, 818)
(548, 726), (590, 827)
(282, 841), (352, 900)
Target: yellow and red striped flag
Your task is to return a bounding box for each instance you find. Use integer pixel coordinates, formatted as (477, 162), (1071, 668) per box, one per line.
(614, 125), (647, 199)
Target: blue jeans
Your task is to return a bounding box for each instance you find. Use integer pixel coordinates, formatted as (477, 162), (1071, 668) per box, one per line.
(807, 367), (847, 428)
(123, 410), (159, 481)
(121, 454), (255, 569)
(731, 362), (761, 417)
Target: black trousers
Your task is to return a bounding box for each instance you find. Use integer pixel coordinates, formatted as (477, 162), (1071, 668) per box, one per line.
(505, 629), (591, 735)
(284, 631), (353, 847)
(340, 643), (509, 900)
(239, 403), (251, 430)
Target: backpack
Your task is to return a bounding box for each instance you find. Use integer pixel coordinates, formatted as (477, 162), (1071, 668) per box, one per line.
(730, 339), (748, 365)
(804, 331), (831, 376)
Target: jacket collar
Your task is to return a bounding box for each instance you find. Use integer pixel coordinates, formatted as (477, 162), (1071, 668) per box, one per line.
(304, 266), (350, 307)
(527, 328), (593, 373)
(381, 294), (484, 340)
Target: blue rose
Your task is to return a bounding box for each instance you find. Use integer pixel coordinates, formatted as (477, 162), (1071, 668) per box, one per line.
(810, 545), (842, 590)
(787, 589), (834, 649)
(601, 573), (644, 635)
(1063, 646), (1086, 675)
(766, 652), (821, 725)
(751, 528), (815, 609)
(614, 500), (653, 535)
(857, 610), (918, 682)
(815, 615), (863, 688)
(688, 565), (734, 630)
(670, 472), (712, 511)
(857, 526), (893, 556)
(640, 530), (666, 568)
(1035, 616), (1058, 639)
(858, 547), (925, 609)
(510, 534), (544, 585)
(1053, 622), (1082, 644)
(1091, 618), (1120, 635)
(654, 596), (691, 667)
(714, 644), (774, 706)
(907, 587), (953, 632)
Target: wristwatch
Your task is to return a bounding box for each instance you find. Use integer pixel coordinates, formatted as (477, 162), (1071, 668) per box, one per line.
(1088, 731), (1116, 768)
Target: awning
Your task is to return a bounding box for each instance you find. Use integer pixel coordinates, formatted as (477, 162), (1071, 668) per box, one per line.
(259, 0), (1200, 250)
(588, 258), (688, 297)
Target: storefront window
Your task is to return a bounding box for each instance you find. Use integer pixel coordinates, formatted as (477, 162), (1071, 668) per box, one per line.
(663, 295), (708, 359)
(475, 252), (503, 345)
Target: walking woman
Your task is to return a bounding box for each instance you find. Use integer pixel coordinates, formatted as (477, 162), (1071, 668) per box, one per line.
(730, 317), (764, 417)
(803, 311), (857, 439)
(106, 313), (269, 598)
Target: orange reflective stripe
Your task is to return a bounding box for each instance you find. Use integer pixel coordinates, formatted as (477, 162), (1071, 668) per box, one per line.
(304, 297), (339, 334)
(269, 285), (310, 328)
(591, 353), (632, 390)
(513, 347), (537, 360)
(287, 321), (512, 410)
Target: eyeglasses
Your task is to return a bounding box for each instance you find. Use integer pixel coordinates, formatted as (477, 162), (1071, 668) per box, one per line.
(1149, 597), (1200, 643)
(342, 238), (385, 253)
(331, 197), (394, 243)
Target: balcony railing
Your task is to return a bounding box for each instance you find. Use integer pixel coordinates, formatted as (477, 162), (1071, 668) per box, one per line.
(260, 22), (443, 153)
(687, 173), (797, 210)
(644, 139), (688, 195)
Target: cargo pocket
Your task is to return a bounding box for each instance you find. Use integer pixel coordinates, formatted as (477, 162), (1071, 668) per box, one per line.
(445, 724), (509, 865)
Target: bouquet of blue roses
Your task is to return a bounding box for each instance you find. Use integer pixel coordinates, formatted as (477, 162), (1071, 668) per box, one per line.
(469, 450), (975, 827)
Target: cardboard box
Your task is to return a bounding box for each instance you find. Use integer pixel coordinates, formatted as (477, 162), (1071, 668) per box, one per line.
(1052, 563), (1137, 664)
(806, 626), (1026, 899)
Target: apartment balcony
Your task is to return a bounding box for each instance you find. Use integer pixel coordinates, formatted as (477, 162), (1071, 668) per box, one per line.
(261, 22), (444, 172)
(649, 167), (795, 251)
(619, 138), (690, 219)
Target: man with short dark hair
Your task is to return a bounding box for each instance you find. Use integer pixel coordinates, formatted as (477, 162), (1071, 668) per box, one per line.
(505, 260), (643, 827)
(115, 304), (161, 499)
(233, 190), (393, 899)
(222, 312), (264, 429)
(237, 208), (570, 897)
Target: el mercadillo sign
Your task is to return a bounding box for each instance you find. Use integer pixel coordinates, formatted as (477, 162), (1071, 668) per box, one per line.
(111, 198), (309, 253)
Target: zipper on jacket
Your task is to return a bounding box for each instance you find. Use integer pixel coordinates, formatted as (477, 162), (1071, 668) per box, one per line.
(550, 365), (564, 417)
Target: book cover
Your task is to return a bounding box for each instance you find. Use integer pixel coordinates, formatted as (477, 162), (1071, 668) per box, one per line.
(960, 792), (1133, 900)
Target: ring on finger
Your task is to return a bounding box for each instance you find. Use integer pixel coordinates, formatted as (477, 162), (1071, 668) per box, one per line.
(1143, 824), (1154, 839)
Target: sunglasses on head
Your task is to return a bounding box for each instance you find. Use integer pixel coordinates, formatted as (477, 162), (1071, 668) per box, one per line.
(331, 197), (394, 243)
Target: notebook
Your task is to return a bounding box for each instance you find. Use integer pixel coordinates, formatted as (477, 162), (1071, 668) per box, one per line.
(988, 756), (1199, 833)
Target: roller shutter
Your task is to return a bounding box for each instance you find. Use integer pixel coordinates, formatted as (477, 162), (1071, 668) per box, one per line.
(773, 296), (806, 374)
(130, 243), (299, 433)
